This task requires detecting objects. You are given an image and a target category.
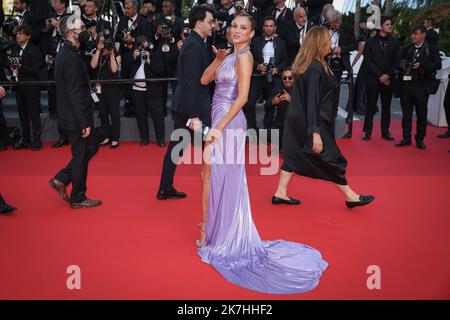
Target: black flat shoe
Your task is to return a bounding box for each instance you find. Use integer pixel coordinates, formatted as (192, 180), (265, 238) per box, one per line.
(31, 142), (43, 151)
(0, 203), (17, 214)
(382, 133), (394, 141)
(437, 131), (449, 138)
(272, 196), (301, 205)
(416, 141), (426, 150)
(110, 141), (119, 149)
(157, 189), (187, 200)
(395, 139), (411, 147)
(346, 195), (375, 209)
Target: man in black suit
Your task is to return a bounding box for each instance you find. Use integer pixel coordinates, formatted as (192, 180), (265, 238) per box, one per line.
(302, 0), (333, 24)
(396, 25), (441, 150)
(362, 17), (400, 141)
(11, 25), (43, 151)
(268, 0), (293, 36)
(13, 0), (46, 45)
(280, 6), (312, 64)
(424, 18), (439, 48)
(244, 16), (288, 131)
(325, 9), (356, 122)
(80, 0), (112, 77)
(115, 0), (154, 117)
(310, 2), (333, 26)
(49, 15), (101, 209)
(157, 5), (214, 200)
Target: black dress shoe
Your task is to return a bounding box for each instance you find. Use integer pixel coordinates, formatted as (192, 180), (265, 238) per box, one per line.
(157, 140), (166, 148)
(416, 141), (426, 150)
(272, 196), (301, 205)
(0, 142), (7, 151)
(346, 195), (375, 209)
(0, 203), (17, 214)
(362, 133), (371, 141)
(140, 138), (149, 146)
(157, 189), (187, 200)
(437, 131), (449, 138)
(395, 139), (412, 147)
(31, 142), (43, 151)
(382, 133), (394, 141)
(51, 138), (69, 148)
(13, 140), (30, 150)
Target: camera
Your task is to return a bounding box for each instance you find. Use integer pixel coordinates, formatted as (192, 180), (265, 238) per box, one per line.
(140, 49), (149, 61)
(159, 23), (171, 37)
(399, 59), (412, 77)
(265, 57), (275, 84)
(234, 0), (245, 12)
(7, 55), (20, 65)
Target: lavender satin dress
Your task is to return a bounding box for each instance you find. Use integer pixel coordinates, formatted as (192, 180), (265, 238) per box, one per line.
(198, 47), (328, 294)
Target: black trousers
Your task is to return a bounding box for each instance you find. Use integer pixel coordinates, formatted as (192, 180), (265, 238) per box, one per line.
(16, 86), (42, 144)
(131, 90), (165, 141)
(399, 83), (429, 142)
(48, 69), (67, 140)
(0, 100), (7, 144)
(244, 76), (280, 130)
(444, 80), (450, 129)
(98, 85), (121, 141)
(364, 83), (394, 136)
(54, 128), (99, 203)
(159, 112), (211, 192)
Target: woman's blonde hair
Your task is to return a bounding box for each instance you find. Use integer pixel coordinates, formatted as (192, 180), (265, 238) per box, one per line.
(291, 26), (330, 77)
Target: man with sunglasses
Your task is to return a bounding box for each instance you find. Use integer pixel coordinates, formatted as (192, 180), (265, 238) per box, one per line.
(265, 68), (294, 149)
(49, 15), (101, 209)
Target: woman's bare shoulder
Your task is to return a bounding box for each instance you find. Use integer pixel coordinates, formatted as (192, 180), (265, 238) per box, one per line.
(237, 51), (253, 65)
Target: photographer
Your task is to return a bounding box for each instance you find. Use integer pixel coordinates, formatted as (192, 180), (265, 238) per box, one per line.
(41, 0), (71, 147)
(115, 0), (154, 117)
(395, 24), (441, 150)
(10, 25), (43, 151)
(244, 16), (288, 131)
(130, 35), (165, 147)
(362, 17), (400, 141)
(325, 9), (356, 124)
(265, 68), (294, 149)
(154, 0), (183, 112)
(90, 34), (121, 149)
(80, 0), (112, 78)
(13, 0), (45, 45)
(268, 0), (293, 36)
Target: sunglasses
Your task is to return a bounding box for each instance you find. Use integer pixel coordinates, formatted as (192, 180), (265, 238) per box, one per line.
(282, 76), (293, 80)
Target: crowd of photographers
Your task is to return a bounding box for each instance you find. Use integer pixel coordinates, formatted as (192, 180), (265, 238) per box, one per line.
(0, 0), (447, 153)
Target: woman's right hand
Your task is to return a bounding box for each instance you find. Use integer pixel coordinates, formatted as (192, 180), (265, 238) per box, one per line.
(96, 41), (104, 51)
(312, 132), (323, 154)
(133, 49), (140, 60)
(212, 45), (231, 62)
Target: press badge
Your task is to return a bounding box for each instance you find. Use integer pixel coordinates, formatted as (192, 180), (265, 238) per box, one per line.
(91, 91), (99, 103)
(403, 75), (412, 81)
(95, 83), (102, 94)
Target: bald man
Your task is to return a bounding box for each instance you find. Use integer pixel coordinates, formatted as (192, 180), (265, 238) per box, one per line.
(280, 7), (312, 64)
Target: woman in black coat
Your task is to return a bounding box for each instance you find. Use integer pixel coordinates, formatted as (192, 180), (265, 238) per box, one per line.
(271, 26), (374, 209)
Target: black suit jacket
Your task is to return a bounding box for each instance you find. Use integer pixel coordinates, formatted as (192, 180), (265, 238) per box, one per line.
(426, 28), (439, 47)
(363, 34), (400, 85)
(13, 43), (43, 82)
(18, 9), (45, 45)
(251, 36), (289, 75)
(332, 22), (356, 72)
(306, 0), (333, 22)
(54, 42), (93, 131)
(399, 42), (442, 94)
(170, 31), (211, 117)
(281, 20), (313, 64)
(129, 50), (165, 99)
(115, 14), (154, 55)
(269, 6), (293, 35)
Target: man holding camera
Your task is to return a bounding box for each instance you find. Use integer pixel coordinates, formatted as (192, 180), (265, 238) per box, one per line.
(154, 0), (183, 113)
(245, 16), (288, 132)
(266, 68), (294, 149)
(269, 0), (293, 36)
(396, 24), (441, 150)
(129, 36), (165, 147)
(362, 17), (400, 141)
(49, 15), (101, 209)
(325, 9), (356, 127)
(11, 25), (43, 151)
(115, 0), (154, 117)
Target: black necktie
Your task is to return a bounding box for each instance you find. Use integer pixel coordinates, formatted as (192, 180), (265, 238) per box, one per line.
(264, 39), (273, 44)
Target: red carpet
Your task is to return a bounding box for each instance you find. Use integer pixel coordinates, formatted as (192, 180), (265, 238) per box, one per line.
(0, 120), (449, 299)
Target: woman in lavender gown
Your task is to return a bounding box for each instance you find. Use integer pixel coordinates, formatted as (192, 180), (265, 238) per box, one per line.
(195, 13), (328, 294)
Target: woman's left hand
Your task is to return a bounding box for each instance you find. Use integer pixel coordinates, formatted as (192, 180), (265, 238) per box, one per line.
(312, 132), (323, 154)
(206, 127), (222, 144)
